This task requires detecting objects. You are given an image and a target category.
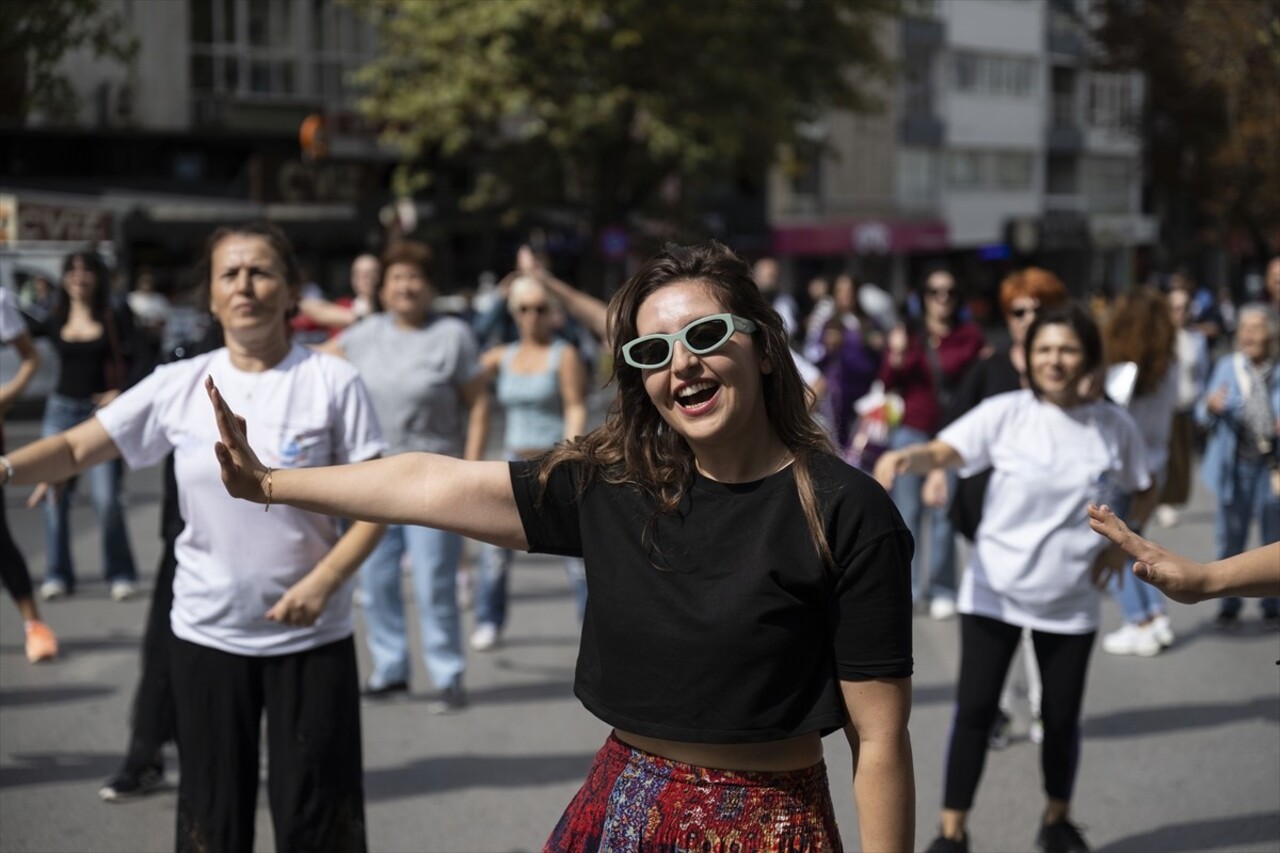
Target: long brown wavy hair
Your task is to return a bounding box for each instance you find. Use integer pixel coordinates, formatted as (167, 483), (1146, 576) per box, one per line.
(539, 242), (838, 569)
(1102, 285), (1176, 397)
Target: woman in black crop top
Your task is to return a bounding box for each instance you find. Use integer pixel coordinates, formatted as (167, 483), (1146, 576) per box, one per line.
(32, 251), (139, 601)
(206, 241), (916, 851)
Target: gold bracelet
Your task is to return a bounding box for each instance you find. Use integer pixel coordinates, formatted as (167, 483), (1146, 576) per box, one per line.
(263, 467), (274, 513)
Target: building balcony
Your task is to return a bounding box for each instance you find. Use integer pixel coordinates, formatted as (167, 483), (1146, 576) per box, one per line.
(902, 17), (945, 50)
(1047, 124), (1085, 153)
(900, 114), (944, 147)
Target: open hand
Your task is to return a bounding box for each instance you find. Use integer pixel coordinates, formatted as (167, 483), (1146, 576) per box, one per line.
(206, 376), (270, 504)
(1088, 503), (1201, 603)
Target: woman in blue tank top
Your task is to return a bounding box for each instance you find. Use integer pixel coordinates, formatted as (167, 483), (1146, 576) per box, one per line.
(470, 275), (589, 650)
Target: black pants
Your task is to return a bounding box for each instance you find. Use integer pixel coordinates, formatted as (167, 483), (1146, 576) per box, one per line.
(0, 430), (35, 604)
(121, 541), (178, 772)
(170, 635), (367, 853)
(943, 613), (1095, 811)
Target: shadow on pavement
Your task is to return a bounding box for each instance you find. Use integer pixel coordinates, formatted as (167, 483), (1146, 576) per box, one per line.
(0, 751), (133, 789)
(1098, 812), (1280, 851)
(364, 750), (593, 802)
(0, 684), (118, 707)
(1084, 694), (1280, 738)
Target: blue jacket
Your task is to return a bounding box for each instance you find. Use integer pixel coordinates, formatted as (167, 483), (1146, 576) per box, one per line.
(1195, 352), (1280, 505)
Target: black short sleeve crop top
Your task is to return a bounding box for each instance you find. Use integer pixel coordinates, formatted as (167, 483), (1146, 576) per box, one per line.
(508, 453), (914, 744)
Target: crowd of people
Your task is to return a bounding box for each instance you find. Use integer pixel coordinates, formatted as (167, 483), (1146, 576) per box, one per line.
(0, 230), (1277, 852)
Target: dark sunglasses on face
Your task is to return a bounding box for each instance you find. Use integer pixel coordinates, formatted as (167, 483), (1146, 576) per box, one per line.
(516, 304), (549, 315)
(622, 313), (758, 369)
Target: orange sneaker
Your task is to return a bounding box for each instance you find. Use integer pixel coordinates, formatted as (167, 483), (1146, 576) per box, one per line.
(25, 620), (58, 663)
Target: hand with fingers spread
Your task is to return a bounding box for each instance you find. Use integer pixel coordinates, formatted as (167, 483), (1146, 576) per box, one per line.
(205, 375), (270, 504)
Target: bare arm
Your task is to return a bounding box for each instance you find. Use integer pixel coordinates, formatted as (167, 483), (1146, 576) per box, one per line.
(3, 417), (121, 486)
(460, 370), (490, 463)
(470, 348), (504, 460)
(842, 677), (915, 853)
(1088, 504), (1280, 601)
(559, 344), (589, 441)
(266, 519), (387, 626)
(0, 331), (40, 415)
(297, 296), (359, 331)
(538, 270), (609, 345)
(207, 377), (527, 549)
(873, 439), (963, 492)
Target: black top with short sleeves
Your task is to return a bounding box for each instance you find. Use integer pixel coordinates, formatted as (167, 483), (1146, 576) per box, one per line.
(508, 452), (914, 744)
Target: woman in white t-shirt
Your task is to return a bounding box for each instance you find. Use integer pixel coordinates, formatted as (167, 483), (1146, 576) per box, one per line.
(875, 303), (1155, 853)
(0, 223), (386, 852)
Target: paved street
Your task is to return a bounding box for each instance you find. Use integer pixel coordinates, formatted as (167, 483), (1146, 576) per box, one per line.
(1, 413), (1278, 853)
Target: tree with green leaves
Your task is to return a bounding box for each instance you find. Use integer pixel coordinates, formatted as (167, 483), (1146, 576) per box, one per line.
(348, 0), (901, 269)
(0, 0), (137, 123)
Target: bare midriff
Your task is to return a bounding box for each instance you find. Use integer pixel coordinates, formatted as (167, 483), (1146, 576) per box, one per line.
(613, 729), (825, 772)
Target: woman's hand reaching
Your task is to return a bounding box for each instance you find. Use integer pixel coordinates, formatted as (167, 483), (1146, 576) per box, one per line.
(206, 375), (270, 504)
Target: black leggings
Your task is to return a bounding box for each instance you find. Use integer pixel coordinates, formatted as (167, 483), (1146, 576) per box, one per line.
(0, 430), (35, 604)
(943, 613), (1095, 811)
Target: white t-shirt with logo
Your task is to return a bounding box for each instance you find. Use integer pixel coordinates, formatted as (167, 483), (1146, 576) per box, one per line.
(97, 344), (385, 656)
(938, 390), (1151, 633)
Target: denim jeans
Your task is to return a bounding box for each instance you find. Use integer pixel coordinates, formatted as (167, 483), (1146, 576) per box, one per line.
(1214, 457), (1280, 619)
(359, 524), (464, 691)
(1106, 477), (1168, 624)
(41, 392), (137, 588)
(475, 542), (587, 630)
(889, 425), (956, 602)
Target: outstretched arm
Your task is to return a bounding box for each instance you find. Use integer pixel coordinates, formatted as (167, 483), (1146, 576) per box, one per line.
(1088, 504), (1280, 602)
(207, 377), (528, 549)
(873, 439), (963, 492)
(842, 677), (915, 853)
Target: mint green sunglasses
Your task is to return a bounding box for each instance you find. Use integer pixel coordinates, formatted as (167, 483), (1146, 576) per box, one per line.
(621, 313), (758, 369)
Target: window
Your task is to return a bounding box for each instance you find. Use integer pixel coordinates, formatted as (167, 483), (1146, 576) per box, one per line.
(898, 147), (939, 207)
(1083, 157), (1134, 213)
(951, 51), (1037, 97)
(1086, 73), (1137, 131)
(190, 0), (375, 104)
(947, 150), (1034, 191)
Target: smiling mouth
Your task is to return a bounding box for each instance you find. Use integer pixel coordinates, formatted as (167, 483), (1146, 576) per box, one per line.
(676, 381), (719, 409)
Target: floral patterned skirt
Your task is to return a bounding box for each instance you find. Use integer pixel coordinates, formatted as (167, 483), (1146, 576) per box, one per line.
(544, 733), (842, 852)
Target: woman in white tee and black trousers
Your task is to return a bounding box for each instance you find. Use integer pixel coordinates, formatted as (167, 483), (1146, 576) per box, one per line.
(0, 222), (386, 852)
(876, 303), (1157, 853)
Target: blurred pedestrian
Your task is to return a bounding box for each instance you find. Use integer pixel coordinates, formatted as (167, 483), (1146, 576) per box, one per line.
(323, 240), (487, 712)
(880, 267), (985, 619)
(1195, 304), (1280, 631)
(1099, 287), (1179, 657)
(803, 272), (884, 452)
(754, 256), (800, 341)
(1, 222), (386, 851)
(1154, 285), (1211, 527)
(296, 252), (382, 339)
(0, 286), (57, 663)
(207, 241), (916, 851)
(28, 250), (143, 602)
(876, 302), (1154, 853)
(470, 274), (589, 650)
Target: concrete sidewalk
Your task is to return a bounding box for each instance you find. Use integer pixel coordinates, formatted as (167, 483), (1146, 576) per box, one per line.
(1, 414), (1277, 852)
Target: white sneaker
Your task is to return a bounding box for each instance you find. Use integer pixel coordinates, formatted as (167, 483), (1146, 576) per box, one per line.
(929, 597), (957, 621)
(1029, 714), (1044, 745)
(1154, 505), (1179, 528)
(39, 580), (67, 601)
(470, 623), (499, 652)
(110, 581), (138, 602)
(1150, 614), (1175, 647)
(1102, 623), (1161, 657)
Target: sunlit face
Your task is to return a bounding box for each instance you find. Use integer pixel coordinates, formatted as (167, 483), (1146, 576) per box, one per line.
(1006, 295), (1041, 346)
(1237, 313), (1273, 363)
(510, 279), (555, 341)
(833, 275), (857, 313)
(1029, 323), (1087, 405)
(62, 257), (98, 302)
(209, 235), (296, 337)
(351, 255), (381, 301)
(634, 280), (771, 455)
(1266, 258), (1280, 304)
(379, 262), (433, 323)
(924, 271), (957, 321)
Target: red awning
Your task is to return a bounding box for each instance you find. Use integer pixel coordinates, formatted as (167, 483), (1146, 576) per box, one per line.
(772, 220), (949, 256)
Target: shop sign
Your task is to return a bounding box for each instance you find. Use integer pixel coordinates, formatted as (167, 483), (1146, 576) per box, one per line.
(0, 197), (114, 244)
(772, 220), (948, 256)
(1088, 214), (1157, 247)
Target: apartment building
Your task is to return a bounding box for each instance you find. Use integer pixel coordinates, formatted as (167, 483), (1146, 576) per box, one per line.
(768, 0), (1153, 306)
